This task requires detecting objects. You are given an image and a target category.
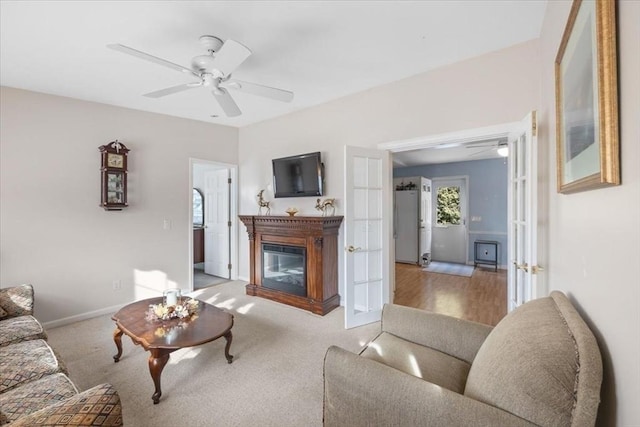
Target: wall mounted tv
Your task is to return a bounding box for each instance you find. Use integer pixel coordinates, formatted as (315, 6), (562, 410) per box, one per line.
(272, 152), (324, 198)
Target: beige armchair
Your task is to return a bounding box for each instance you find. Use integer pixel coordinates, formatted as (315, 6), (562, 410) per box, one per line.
(324, 291), (602, 426)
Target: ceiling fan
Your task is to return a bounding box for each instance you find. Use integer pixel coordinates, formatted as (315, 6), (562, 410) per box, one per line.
(107, 35), (294, 117)
(466, 139), (509, 157)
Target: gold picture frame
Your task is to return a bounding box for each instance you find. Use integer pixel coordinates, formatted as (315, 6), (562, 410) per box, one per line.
(555, 0), (619, 194)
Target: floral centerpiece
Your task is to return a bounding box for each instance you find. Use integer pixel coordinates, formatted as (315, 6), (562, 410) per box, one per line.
(146, 298), (200, 322)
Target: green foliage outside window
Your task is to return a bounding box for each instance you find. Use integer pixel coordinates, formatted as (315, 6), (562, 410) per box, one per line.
(437, 186), (461, 225)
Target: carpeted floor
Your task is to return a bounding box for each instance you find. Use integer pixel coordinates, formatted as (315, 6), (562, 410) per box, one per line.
(423, 261), (475, 277)
(47, 281), (379, 426)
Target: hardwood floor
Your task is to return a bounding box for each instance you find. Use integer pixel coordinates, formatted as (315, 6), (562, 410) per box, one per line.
(393, 262), (507, 326)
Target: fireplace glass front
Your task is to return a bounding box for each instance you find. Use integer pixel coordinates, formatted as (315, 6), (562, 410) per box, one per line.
(262, 243), (306, 297)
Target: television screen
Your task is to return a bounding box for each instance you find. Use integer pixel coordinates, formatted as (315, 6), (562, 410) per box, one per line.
(272, 152), (323, 198)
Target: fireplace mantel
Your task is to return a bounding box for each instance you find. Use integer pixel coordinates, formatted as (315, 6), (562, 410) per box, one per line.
(239, 215), (343, 315)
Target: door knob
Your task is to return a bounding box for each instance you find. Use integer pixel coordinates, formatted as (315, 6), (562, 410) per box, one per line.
(346, 245), (361, 253)
(514, 262), (529, 273)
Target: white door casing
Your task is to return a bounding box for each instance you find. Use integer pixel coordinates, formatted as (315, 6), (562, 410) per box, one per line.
(204, 168), (230, 278)
(431, 176), (468, 264)
(344, 145), (391, 329)
(507, 111), (539, 311)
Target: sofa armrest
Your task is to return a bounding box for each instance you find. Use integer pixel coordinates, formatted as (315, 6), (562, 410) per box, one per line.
(381, 303), (493, 363)
(9, 383), (123, 426)
(324, 346), (536, 427)
(0, 284), (34, 318)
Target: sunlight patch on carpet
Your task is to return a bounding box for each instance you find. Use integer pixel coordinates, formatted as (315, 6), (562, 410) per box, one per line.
(237, 302), (255, 314)
(216, 297), (236, 310)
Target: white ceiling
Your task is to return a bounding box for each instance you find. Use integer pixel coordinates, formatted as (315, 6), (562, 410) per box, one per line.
(393, 138), (509, 167)
(1, 0), (546, 131)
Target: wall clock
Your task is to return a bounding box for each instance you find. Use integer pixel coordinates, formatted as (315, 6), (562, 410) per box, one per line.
(99, 140), (130, 211)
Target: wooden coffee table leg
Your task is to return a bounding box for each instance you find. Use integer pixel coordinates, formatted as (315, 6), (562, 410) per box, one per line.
(224, 330), (234, 364)
(149, 350), (170, 404)
(113, 327), (124, 362)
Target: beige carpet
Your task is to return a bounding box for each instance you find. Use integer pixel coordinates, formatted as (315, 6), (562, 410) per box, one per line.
(47, 281), (380, 426)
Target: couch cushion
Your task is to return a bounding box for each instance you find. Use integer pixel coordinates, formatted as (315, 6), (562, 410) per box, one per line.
(0, 315), (47, 347)
(360, 331), (471, 393)
(0, 285), (34, 318)
(0, 339), (69, 394)
(0, 373), (77, 423)
(9, 383), (123, 427)
(464, 296), (579, 426)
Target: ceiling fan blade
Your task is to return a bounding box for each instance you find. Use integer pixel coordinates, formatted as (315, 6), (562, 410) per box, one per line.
(107, 43), (198, 77)
(469, 147), (496, 157)
(224, 79), (294, 103)
(212, 88), (241, 117)
(465, 139), (508, 148)
(211, 39), (252, 76)
(431, 142), (464, 150)
(143, 82), (202, 98)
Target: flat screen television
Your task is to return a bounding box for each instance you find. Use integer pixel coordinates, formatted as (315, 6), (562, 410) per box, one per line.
(272, 152), (324, 198)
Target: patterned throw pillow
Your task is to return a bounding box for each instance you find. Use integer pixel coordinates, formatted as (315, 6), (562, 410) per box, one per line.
(0, 306), (8, 319)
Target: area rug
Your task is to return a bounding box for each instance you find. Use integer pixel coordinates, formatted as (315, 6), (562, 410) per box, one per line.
(423, 261), (475, 277)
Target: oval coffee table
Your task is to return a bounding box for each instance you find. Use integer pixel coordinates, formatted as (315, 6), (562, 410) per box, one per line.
(112, 297), (234, 404)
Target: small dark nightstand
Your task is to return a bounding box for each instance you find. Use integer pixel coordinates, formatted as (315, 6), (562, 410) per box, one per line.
(474, 240), (498, 272)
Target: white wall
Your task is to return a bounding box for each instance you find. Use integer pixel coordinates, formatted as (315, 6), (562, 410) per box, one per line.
(0, 87), (238, 324)
(238, 39), (539, 287)
(539, 1), (640, 425)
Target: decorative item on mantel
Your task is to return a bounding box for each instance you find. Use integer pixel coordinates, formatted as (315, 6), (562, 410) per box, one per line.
(257, 189), (271, 215)
(99, 140), (130, 211)
(285, 207), (299, 216)
(315, 198), (336, 216)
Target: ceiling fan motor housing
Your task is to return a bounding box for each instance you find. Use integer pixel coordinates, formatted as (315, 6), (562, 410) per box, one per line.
(191, 55), (217, 73)
(193, 35), (226, 76)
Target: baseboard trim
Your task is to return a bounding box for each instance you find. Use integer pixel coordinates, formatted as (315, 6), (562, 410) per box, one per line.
(42, 304), (123, 329)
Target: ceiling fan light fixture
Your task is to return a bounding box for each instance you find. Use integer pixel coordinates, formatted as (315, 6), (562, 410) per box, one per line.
(497, 146), (509, 157)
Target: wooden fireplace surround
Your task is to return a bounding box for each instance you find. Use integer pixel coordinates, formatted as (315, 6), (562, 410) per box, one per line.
(239, 215), (343, 316)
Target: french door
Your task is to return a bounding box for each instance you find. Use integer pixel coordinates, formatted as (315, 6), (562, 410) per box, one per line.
(507, 111), (540, 310)
(343, 146), (392, 328)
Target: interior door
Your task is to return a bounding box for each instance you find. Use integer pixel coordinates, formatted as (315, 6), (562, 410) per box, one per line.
(204, 168), (230, 278)
(507, 111), (539, 311)
(344, 145), (391, 329)
(431, 177), (468, 264)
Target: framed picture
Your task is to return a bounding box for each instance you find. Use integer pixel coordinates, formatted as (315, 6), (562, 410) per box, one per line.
(555, 0), (619, 194)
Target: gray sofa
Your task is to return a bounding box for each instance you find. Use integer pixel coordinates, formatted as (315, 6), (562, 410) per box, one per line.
(324, 291), (602, 426)
(0, 284), (123, 426)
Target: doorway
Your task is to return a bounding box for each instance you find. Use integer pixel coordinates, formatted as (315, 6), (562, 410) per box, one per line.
(377, 121), (524, 308)
(189, 159), (238, 291)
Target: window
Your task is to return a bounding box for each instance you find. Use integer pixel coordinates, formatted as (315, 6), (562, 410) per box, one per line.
(193, 188), (204, 226)
(436, 186), (461, 225)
